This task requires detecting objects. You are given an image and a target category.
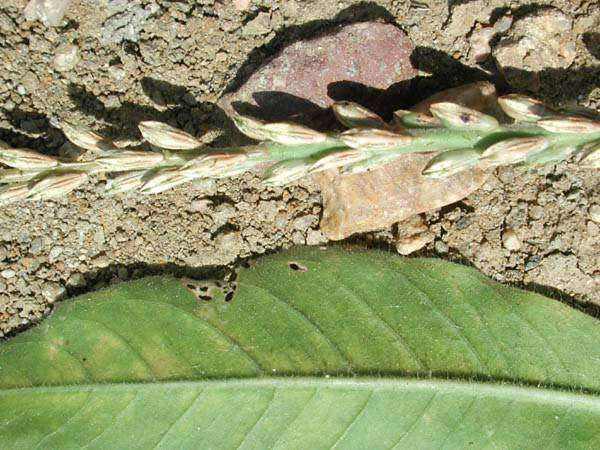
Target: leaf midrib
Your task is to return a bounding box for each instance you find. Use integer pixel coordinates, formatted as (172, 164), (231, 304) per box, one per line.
(2, 377), (600, 411)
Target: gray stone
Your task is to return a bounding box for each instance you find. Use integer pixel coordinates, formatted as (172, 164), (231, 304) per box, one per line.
(502, 228), (522, 251)
(213, 204), (236, 228)
(292, 215), (315, 232)
(53, 44), (79, 72)
(192, 178), (217, 194)
(525, 255), (541, 271)
(1, 269), (16, 279)
(589, 205), (600, 223)
(242, 12), (271, 36)
(188, 199), (213, 213)
(306, 229), (327, 246)
(29, 238), (45, 255)
(108, 64), (127, 81)
(91, 254), (111, 268)
(493, 9), (576, 90)
(66, 272), (86, 288)
(233, 0), (251, 11)
(24, 0), (71, 27)
(434, 240), (449, 254)
(529, 205), (544, 220)
(101, 1), (160, 45)
(21, 71), (39, 94)
(41, 281), (66, 303)
(48, 246), (63, 263)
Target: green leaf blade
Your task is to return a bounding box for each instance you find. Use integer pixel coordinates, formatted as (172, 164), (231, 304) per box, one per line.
(2, 380), (600, 449)
(1, 247), (600, 448)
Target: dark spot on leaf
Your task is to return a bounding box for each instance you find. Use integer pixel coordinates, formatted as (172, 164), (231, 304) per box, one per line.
(288, 261), (308, 272)
(460, 113), (472, 123)
(225, 291), (234, 302)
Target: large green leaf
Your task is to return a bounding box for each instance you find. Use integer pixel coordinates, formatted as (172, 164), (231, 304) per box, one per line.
(1, 248), (599, 449)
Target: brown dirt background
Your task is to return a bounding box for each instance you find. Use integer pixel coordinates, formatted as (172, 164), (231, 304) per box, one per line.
(0, 0), (598, 336)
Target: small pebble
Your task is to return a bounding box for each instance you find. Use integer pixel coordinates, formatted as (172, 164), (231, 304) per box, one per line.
(502, 228), (522, 251)
(24, 0), (71, 26)
(529, 205), (544, 220)
(53, 44), (79, 72)
(242, 12), (271, 36)
(306, 229), (327, 246)
(589, 205), (600, 223)
(396, 232), (434, 256)
(41, 282), (66, 303)
(525, 256), (541, 271)
(1, 269), (16, 279)
(66, 273), (86, 288)
(108, 65), (126, 81)
(434, 240), (449, 254)
(49, 246), (63, 262)
(188, 199), (213, 213)
(92, 254), (111, 268)
(233, 0), (251, 11)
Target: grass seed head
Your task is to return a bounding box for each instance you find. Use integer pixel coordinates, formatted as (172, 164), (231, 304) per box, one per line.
(105, 171), (146, 195)
(138, 121), (202, 150)
(309, 149), (371, 174)
(0, 183), (30, 205)
(340, 127), (413, 150)
(232, 115), (270, 141)
(0, 148), (58, 170)
(537, 117), (600, 134)
(579, 143), (600, 169)
(480, 136), (550, 166)
(61, 121), (117, 153)
(180, 152), (249, 179)
(139, 168), (189, 194)
(422, 148), (482, 178)
(0, 169), (41, 184)
(332, 101), (387, 129)
(524, 145), (576, 166)
(28, 172), (88, 200)
(430, 102), (499, 131)
(262, 122), (327, 145)
(96, 151), (165, 171)
(393, 111), (441, 128)
(342, 153), (400, 174)
(498, 94), (550, 122)
(263, 159), (312, 186)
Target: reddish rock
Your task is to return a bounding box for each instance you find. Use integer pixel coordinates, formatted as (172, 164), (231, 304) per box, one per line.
(315, 155), (490, 240)
(314, 82), (497, 240)
(219, 21), (417, 123)
(220, 24), (494, 240)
